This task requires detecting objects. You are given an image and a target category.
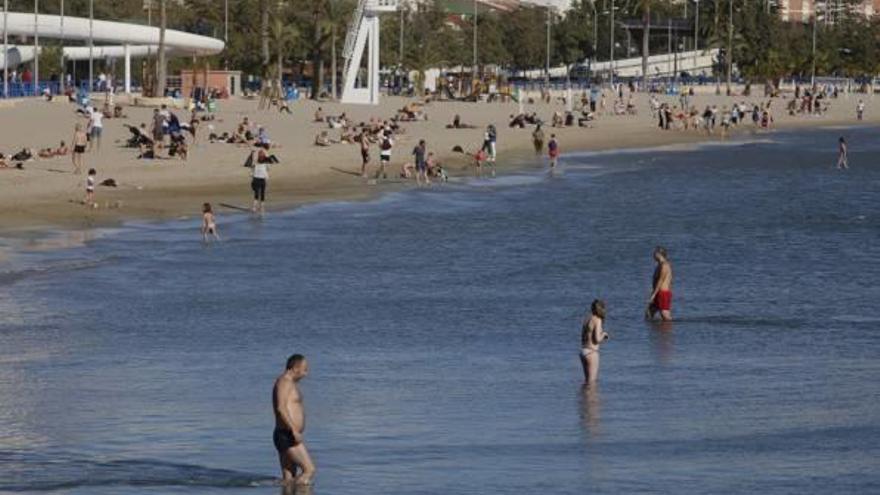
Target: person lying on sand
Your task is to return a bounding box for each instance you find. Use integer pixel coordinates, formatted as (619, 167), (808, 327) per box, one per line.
(10, 148), (35, 162)
(509, 114), (527, 128)
(38, 141), (70, 158)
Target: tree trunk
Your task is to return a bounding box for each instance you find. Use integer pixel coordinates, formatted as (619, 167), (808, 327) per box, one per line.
(331, 27), (337, 100)
(726, 0), (732, 96)
(714, 0), (721, 94)
(261, 0), (270, 88)
(310, 6), (322, 99)
(156, 0), (167, 97)
(277, 40), (283, 93)
(642, 4), (650, 90)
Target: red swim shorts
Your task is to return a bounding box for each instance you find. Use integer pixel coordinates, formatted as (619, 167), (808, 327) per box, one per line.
(654, 290), (672, 311)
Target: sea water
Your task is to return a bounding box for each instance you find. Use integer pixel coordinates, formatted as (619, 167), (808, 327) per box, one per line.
(1, 127), (879, 494)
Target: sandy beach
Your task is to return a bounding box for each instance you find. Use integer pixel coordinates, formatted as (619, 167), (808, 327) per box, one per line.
(0, 89), (875, 233)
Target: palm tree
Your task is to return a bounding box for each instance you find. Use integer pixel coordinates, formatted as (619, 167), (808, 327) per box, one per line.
(634, 0), (654, 89)
(156, 0), (167, 97)
(272, 4), (299, 91)
(261, 0), (271, 88)
(321, 0), (355, 100)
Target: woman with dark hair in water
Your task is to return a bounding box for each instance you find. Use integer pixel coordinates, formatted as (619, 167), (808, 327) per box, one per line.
(580, 299), (610, 385)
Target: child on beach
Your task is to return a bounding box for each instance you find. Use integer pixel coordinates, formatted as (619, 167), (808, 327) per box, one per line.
(548, 134), (560, 169)
(201, 203), (221, 242)
(85, 168), (96, 206)
(581, 299), (610, 385)
(474, 148), (488, 177)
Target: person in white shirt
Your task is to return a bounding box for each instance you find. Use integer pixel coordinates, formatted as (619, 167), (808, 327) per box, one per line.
(377, 131), (393, 180)
(88, 107), (104, 151)
(251, 154), (270, 214)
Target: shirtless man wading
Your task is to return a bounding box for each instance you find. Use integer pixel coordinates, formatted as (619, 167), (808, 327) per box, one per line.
(272, 354), (315, 486)
(647, 246), (673, 321)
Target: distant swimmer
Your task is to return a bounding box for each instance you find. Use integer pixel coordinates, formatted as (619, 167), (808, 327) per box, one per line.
(580, 299), (610, 384)
(272, 354), (315, 486)
(837, 137), (849, 170)
(646, 246), (673, 321)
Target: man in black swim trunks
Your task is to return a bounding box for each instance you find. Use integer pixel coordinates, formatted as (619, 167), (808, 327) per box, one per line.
(272, 354), (315, 486)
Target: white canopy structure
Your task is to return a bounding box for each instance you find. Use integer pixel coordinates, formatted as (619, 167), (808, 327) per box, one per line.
(1, 11), (224, 94)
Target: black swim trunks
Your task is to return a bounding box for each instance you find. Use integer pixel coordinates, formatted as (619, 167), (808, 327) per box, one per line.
(74, 145), (86, 154)
(273, 428), (299, 452)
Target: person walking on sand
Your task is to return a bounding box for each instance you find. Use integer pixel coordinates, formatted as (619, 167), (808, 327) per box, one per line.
(413, 139), (429, 186)
(72, 123), (88, 174)
(377, 131), (393, 180)
(837, 137), (849, 170)
(580, 299), (610, 385)
(251, 156), (270, 214)
(273, 354), (316, 487)
(532, 124), (545, 155)
(201, 203), (220, 242)
(856, 100), (865, 121)
(359, 131), (370, 178)
(548, 134), (560, 169)
(647, 246), (673, 321)
(87, 106), (104, 151)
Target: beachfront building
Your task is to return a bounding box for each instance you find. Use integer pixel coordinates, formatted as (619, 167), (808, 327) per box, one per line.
(778, 0), (880, 22)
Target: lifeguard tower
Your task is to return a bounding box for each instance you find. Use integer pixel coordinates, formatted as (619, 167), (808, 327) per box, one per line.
(340, 0), (398, 105)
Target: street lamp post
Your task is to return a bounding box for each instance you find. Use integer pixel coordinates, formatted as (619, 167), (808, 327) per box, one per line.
(590, 1), (597, 55)
(2, 0), (7, 98)
(726, 0), (732, 95)
(60, 0), (64, 93)
(693, 0), (699, 68)
(89, 0), (94, 92)
(545, 7), (551, 84)
(472, 0), (477, 85)
(811, 12), (817, 88)
(609, 0), (615, 87)
(34, 0), (38, 96)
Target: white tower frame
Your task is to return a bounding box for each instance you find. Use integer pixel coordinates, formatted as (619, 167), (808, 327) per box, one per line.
(340, 0), (397, 105)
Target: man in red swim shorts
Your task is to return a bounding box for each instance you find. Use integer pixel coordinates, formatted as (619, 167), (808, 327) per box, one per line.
(647, 246), (673, 321)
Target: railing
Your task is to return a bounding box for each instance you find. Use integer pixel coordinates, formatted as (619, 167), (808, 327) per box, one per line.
(0, 80), (143, 98)
(341, 0), (367, 83)
(367, 0), (398, 11)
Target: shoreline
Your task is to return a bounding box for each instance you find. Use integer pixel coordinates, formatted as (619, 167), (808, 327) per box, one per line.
(0, 93), (875, 252)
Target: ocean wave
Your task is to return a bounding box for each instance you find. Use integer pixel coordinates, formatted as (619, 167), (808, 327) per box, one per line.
(0, 450), (275, 491)
(0, 258), (114, 286)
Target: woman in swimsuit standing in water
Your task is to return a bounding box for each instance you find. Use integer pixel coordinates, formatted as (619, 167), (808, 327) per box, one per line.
(581, 299), (610, 385)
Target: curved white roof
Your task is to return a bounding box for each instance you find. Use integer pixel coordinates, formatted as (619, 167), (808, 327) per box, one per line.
(2, 12), (224, 55)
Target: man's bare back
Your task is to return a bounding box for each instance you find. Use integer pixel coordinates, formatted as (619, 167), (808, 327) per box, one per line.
(272, 354), (315, 486)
